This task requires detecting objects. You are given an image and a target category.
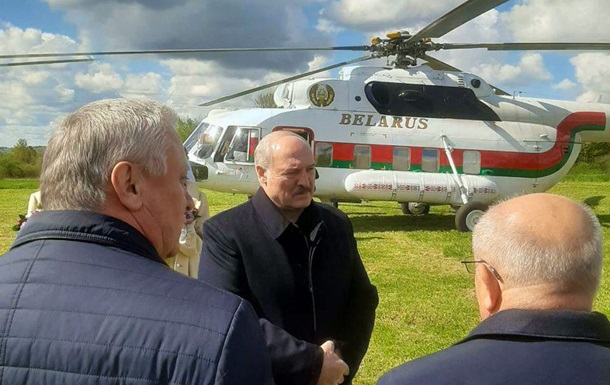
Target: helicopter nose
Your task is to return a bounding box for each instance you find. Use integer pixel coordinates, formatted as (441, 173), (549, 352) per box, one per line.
(189, 162), (208, 181)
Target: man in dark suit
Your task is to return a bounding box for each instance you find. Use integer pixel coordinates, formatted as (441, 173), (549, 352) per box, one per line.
(199, 131), (379, 385)
(378, 193), (610, 385)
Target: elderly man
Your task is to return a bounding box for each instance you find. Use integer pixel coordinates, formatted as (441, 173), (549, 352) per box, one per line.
(377, 193), (610, 384)
(0, 99), (273, 385)
(199, 131), (379, 385)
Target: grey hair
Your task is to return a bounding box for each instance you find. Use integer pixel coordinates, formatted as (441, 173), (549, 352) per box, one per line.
(41, 98), (178, 211)
(472, 200), (603, 295)
(254, 131), (308, 171)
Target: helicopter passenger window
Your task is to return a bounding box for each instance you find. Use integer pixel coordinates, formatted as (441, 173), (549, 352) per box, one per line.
(354, 145), (371, 169)
(364, 82), (501, 121)
(392, 147), (410, 171)
(421, 149), (439, 172)
(463, 151), (481, 174)
(315, 143), (333, 167)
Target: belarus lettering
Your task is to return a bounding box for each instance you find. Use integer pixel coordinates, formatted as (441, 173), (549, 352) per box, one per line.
(339, 113), (429, 130)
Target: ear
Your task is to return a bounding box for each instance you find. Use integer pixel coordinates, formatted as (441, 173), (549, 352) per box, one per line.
(110, 161), (144, 211)
(475, 264), (502, 320)
(256, 165), (267, 186)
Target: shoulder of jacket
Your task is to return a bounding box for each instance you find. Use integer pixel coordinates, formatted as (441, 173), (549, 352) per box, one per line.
(170, 273), (245, 313)
(316, 202), (350, 223)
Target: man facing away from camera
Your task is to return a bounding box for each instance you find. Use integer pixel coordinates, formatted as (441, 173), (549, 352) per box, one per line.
(0, 98), (273, 385)
(199, 131), (379, 385)
(378, 193), (610, 385)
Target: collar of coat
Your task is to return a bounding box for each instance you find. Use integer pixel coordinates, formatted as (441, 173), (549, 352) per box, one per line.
(251, 187), (323, 241)
(12, 210), (165, 264)
(456, 308), (610, 345)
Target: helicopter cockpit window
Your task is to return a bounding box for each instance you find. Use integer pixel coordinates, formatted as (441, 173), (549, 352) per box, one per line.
(315, 143), (333, 167)
(365, 82), (391, 107)
(365, 82), (500, 121)
(224, 128), (260, 163)
(195, 123), (223, 159)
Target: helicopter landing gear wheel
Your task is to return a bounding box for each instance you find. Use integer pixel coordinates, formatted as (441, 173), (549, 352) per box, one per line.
(455, 201), (488, 232)
(400, 202), (430, 216)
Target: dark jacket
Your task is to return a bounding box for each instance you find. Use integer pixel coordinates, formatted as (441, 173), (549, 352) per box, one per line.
(377, 309), (610, 385)
(0, 210), (274, 385)
(199, 188), (378, 385)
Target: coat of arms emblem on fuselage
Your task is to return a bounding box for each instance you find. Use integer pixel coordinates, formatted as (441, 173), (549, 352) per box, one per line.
(309, 83), (335, 107)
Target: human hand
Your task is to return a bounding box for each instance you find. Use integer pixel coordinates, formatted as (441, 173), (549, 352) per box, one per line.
(316, 340), (349, 385)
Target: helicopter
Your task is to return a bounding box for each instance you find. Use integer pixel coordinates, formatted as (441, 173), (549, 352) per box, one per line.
(4, 0), (610, 231)
(181, 0), (610, 231)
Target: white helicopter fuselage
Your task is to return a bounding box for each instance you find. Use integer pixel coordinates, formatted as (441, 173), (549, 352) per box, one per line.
(186, 65), (610, 211)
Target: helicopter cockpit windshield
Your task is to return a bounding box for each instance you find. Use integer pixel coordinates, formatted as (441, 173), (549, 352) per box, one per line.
(191, 122), (223, 160)
(187, 121), (261, 164)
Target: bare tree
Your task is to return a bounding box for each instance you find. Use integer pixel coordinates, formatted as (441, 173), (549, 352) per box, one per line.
(253, 91), (277, 108)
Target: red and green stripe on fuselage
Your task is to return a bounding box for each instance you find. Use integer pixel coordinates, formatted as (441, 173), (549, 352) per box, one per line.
(317, 112), (606, 179)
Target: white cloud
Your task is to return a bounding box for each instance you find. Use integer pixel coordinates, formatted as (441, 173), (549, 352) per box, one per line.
(469, 53), (552, 88)
(320, 0), (464, 32)
(74, 63), (123, 93)
(2, 0), (609, 147)
(553, 78), (576, 91)
(41, 0), (331, 74)
(121, 72), (163, 100)
(571, 53), (610, 103)
(316, 18), (344, 34)
(504, 0), (609, 42)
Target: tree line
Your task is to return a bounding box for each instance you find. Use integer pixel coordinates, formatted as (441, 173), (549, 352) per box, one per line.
(0, 117), (200, 179)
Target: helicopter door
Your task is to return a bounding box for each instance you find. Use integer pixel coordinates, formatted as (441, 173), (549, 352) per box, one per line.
(224, 127), (260, 163)
(522, 137), (543, 191)
(213, 126), (237, 163)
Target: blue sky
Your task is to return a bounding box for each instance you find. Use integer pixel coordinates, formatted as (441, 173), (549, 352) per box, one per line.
(1, 0), (609, 146)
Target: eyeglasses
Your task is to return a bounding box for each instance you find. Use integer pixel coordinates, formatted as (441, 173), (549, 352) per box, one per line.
(460, 258), (503, 283)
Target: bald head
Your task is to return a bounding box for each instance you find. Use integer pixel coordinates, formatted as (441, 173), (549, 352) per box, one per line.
(254, 131), (309, 171)
(473, 193), (603, 300)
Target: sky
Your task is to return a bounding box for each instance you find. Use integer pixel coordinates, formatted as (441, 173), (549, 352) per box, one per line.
(1, 0), (609, 146)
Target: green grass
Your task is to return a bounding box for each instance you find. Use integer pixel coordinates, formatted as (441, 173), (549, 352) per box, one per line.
(1, 179), (610, 385)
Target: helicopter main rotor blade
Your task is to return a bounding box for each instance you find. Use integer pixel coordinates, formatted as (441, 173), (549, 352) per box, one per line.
(420, 53), (462, 72)
(408, 0), (510, 42)
(0, 46), (370, 60)
(199, 55), (374, 107)
(421, 53), (509, 96)
(438, 42), (610, 51)
(0, 58), (94, 67)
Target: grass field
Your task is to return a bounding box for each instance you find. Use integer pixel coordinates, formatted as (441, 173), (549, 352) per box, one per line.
(1, 178), (609, 385)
